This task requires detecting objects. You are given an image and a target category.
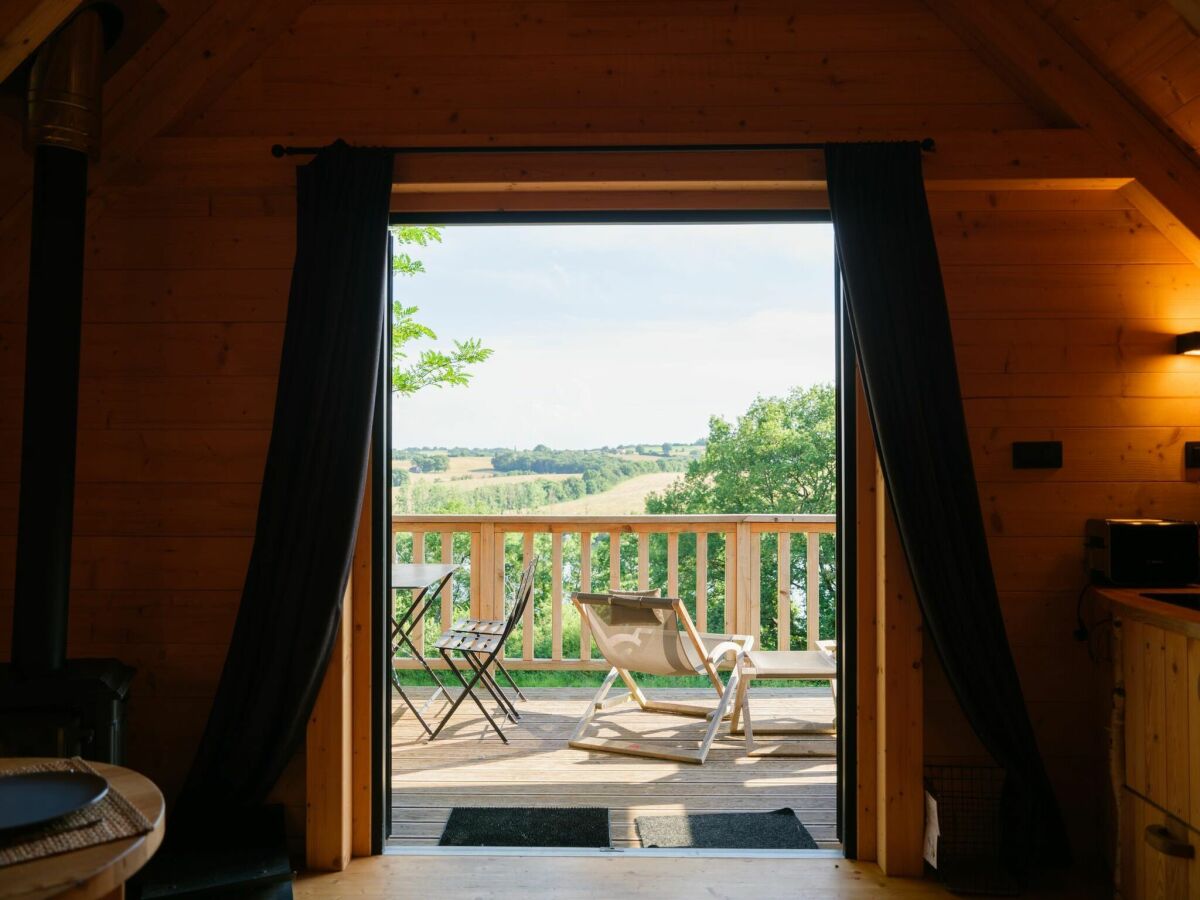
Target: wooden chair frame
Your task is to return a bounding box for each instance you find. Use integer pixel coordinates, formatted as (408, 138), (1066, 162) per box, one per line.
(568, 592), (755, 764)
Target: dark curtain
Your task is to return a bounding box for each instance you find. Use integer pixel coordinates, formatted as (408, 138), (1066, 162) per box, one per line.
(177, 141), (394, 817)
(825, 142), (1069, 868)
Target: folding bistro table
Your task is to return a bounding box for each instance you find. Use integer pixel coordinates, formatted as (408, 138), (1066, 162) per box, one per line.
(391, 562), (460, 735)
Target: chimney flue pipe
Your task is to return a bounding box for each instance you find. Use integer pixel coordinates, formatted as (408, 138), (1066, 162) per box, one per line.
(11, 9), (105, 675)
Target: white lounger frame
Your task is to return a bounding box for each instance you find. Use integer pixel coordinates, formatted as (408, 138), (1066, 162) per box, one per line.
(568, 594), (756, 764)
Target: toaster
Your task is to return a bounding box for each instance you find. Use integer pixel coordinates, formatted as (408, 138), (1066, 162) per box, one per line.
(1086, 518), (1199, 587)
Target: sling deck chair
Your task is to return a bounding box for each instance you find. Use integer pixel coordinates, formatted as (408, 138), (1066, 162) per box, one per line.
(569, 591), (755, 764)
(427, 557), (538, 743)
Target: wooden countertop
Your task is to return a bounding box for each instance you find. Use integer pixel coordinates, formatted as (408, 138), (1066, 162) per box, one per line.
(1092, 585), (1200, 639)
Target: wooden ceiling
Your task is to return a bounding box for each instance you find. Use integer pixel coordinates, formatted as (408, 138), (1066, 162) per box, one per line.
(2, 0), (1200, 251)
(1036, 0), (1200, 154)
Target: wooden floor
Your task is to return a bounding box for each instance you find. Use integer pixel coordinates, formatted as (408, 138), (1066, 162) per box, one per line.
(295, 855), (1107, 900)
(390, 686), (839, 850)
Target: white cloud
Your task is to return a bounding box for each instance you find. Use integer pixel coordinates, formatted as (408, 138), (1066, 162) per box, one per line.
(391, 223), (835, 448)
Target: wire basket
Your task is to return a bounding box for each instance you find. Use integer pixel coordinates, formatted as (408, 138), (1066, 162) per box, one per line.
(924, 764), (1019, 896)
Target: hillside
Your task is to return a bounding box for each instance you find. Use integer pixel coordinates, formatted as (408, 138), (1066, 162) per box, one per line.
(390, 445), (698, 515)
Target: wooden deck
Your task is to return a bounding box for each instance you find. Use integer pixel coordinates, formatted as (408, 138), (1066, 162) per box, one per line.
(390, 686), (838, 850)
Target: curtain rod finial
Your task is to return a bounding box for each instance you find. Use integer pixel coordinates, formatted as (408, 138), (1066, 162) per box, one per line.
(271, 144), (286, 158)
(920, 138), (936, 152)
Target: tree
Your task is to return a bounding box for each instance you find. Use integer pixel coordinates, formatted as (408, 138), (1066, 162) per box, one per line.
(390, 226), (492, 394)
(645, 384), (837, 651)
(646, 385), (835, 516)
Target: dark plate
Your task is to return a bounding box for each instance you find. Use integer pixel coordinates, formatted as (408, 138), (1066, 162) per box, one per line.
(0, 771), (109, 832)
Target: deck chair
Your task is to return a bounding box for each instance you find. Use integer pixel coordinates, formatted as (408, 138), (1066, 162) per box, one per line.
(569, 591), (754, 764)
(427, 557), (538, 743)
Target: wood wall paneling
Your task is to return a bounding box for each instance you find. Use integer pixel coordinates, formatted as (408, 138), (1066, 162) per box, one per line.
(0, 0), (1195, 870)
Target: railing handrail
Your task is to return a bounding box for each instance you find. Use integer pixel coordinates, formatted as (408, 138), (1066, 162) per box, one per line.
(389, 512), (837, 670)
(392, 513), (835, 525)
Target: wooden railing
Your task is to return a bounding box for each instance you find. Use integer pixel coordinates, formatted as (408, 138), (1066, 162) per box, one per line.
(391, 514), (836, 671)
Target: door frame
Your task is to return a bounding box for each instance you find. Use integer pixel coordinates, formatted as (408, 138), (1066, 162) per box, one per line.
(377, 209), (856, 855)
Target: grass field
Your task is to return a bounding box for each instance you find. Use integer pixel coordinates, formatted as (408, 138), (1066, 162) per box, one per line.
(536, 470), (683, 515)
(393, 451), (687, 515)
(395, 455), (575, 490)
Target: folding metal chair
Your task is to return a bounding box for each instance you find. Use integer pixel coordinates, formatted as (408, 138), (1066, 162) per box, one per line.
(427, 557), (538, 743)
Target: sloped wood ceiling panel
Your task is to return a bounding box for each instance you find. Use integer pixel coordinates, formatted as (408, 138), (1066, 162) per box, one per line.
(177, 0), (1052, 143)
(1037, 0), (1200, 152)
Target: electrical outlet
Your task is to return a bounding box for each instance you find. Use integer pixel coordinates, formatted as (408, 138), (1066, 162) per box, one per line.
(1012, 441), (1062, 469)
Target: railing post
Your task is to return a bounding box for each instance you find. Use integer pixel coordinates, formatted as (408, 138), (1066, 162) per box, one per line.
(637, 531), (649, 591)
(493, 528), (507, 629)
(749, 529), (761, 648)
(411, 531), (425, 658)
(778, 532), (791, 652)
(521, 531), (535, 660)
(735, 520), (752, 638)
(439, 531), (453, 634)
(666, 532), (679, 599)
(608, 531), (621, 591)
(579, 532), (592, 660)
(695, 533), (707, 632)
(477, 522), (494, 620)
(807, 530), (821, 649)
(551, 532), (563, 661)
(724, 529), (736, 635)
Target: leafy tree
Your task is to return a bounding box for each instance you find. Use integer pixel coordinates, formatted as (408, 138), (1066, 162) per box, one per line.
(647, 385), (835, 516)
(390, 226), (492, 394)
(408, 453), (449, 473)
(645, 384), (837, 651)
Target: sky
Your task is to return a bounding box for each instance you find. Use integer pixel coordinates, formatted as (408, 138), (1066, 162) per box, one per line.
(391, 223), (835, 450)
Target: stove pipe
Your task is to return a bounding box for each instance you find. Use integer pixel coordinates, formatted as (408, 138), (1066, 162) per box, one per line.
(11, 9), (105, 675)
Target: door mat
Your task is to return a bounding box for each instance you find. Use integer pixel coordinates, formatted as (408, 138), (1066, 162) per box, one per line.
(635, 808), (818, 849)
(439, 806), (610, 847)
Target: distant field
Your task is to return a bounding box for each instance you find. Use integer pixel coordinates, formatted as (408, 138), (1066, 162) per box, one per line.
(394, 455), (568, 484)
(537, 471), (683, 515)
(392, 449), (690, 515)
(392, 456), (577, 511)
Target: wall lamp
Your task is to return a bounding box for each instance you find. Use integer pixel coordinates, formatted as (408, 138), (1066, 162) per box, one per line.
(1178, 332), (1200, 356)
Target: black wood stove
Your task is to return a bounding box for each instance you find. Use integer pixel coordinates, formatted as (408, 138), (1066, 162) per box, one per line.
(0, 7), (133, 764)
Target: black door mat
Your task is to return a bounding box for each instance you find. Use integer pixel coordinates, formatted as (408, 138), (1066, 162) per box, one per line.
(439, 806), (610, 847)
(635, 808), (818, 849)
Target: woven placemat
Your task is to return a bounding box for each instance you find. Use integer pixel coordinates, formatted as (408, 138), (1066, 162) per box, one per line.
(0, 757), (154, 867)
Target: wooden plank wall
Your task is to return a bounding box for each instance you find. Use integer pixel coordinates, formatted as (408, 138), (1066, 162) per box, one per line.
(930, 187), (1200, 864)
(0, 0), (1196, 865)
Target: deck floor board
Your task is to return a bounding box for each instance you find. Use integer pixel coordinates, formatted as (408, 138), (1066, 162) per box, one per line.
(389, 686), (838, 850)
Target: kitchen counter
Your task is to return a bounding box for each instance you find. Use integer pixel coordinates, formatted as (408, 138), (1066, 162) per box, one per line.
(1091, 583), (1200, 898)
(1092, 584), (1200, 639)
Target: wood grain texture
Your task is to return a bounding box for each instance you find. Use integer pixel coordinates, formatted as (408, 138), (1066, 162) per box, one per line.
(306, 606), (352, 872)
(0, 0), (1193, 868)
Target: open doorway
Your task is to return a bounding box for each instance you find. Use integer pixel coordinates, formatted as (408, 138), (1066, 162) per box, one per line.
(375, 213), (852, 855)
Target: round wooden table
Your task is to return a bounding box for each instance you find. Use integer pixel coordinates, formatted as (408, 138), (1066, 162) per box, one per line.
(0, 759), (165, 900)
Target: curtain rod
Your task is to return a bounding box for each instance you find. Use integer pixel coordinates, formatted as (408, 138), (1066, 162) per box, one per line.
(270, 138), (936, 158)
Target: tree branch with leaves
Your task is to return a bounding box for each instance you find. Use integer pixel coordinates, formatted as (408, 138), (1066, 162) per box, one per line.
(390, 225), (493, 394)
